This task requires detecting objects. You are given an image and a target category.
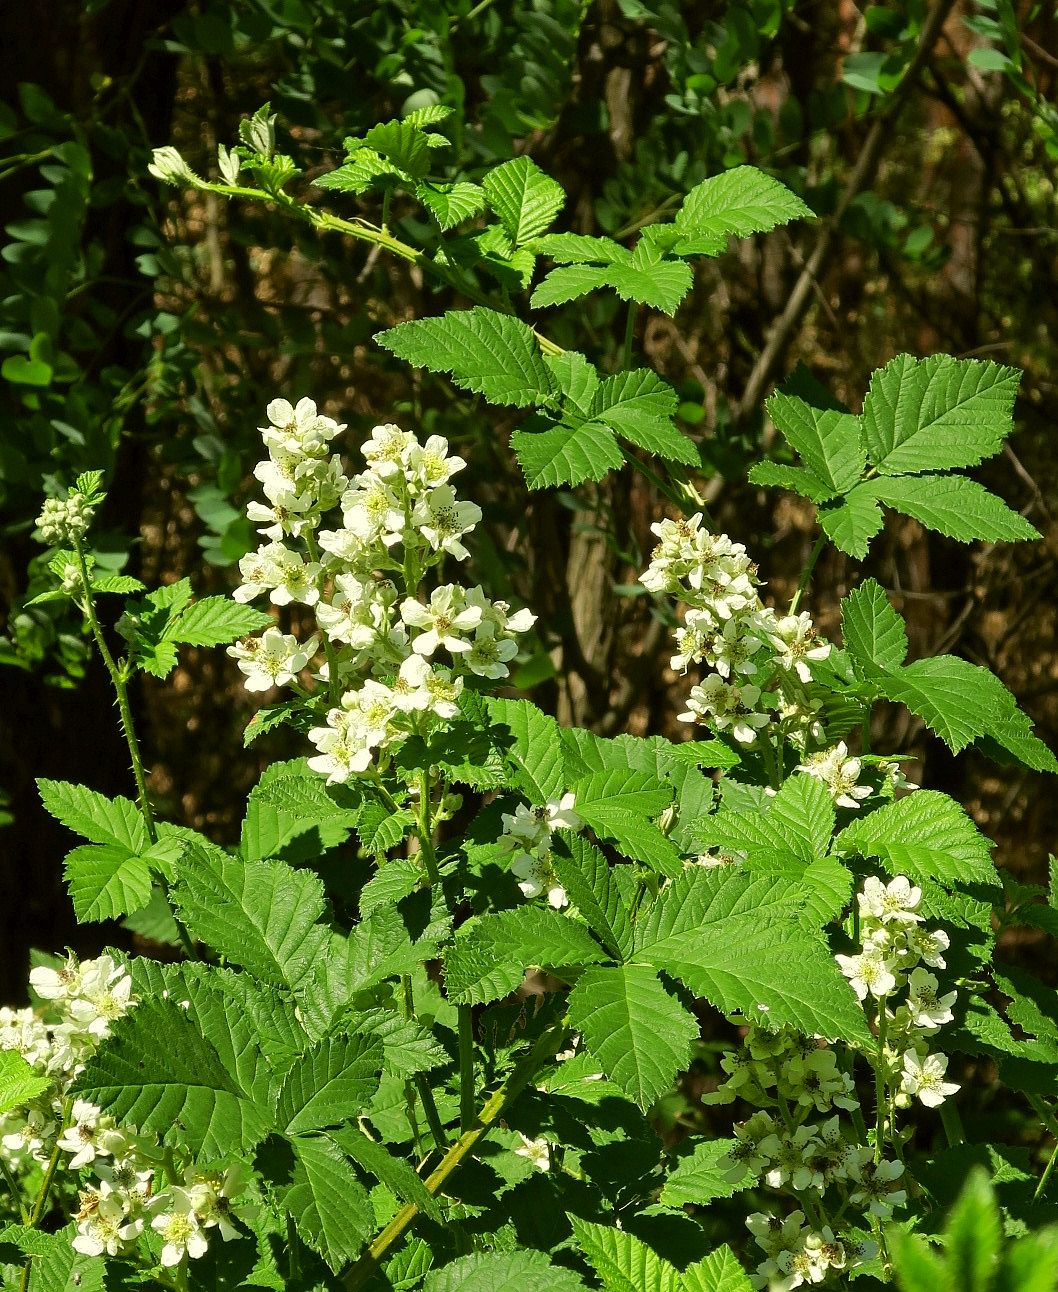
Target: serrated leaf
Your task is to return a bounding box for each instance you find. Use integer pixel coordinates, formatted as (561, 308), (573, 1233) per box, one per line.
(377, 308), (554, 407)
(530, 264), (610, 309)
(486, 698), (587, 802)
(89, 573), (145, 594)
(512, 420), (623, 488)
(0, 1051), (49, 1115)
(22, 1229), (105, 1292)
(633, 870), (870, 1043)
(680, 1246), (753, 1292)
(329, 1126), (442, 1221)
(660, 1139), (748, 1209)
(356, 800), (416, 856)
(173, 847), (330, 991)
(316, 151), (395, 194)
(278, 1134), (375, 1273)
(166, 597), (272, 646)
(765, 392), (865, 493)
(591, 370), (697, 464)
(364, 120), (431, 180)
(274, 1033), (383, 1135)
(424, 1248), (588, 1292)
(862, 354), (1020, 474)
(602, 258), (693, 315)
(532, 232), (629, 264)
(444, 906), (607, 1005)
(747, 461), (837, 503)
(694, 775), (833, 867)
(865, 474), (1040, 543)
(833, 789), (998, 887)
(571, 767), (673, 819)
(875, 656), (999, 753)
(73, 996), (269, 1159)
(841, 578), (908, 673)
(546, 351), (600, 421)
(402, 104), (453, 129)
(357, 1009), (448, 1077)
(36, 780), (147, 851)
(63, 843), (153, 922)
(818, 486), (884, 558)
(482, 156), (565, 247)
(567, 964), (699, 1109)
(551, 836), (634, 960)
(676, 166), (812, 244)
(418, 181), (487, 230)
(570, 1217), (681, 1292)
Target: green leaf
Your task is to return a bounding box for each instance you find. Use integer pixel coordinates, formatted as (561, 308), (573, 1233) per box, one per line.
(166, 597), (272, 646)
(591, 370), (697, 464)
(423, 1249), (588, 1292)
(485, 699), (587, 803)
(546, 350), (601, 419)
(329, 1126), (442, 1220)
(833, 789), (998, 887)
(2, 353), (52, 386)
(680, 1247), (753, 1292)
(63, 843), (153, 922)
(695, 775), (834, 867)
(861, 354), (1020, 475)
(73, 996), (270, 1159)
(316, 151), (394, 194)
(21, 1230), (105, 1292)
(660, 1139), (748, 1209)
(242, 763), (358, 862)
(675, 166), (812, 245)
(946, 1169), (1002, 1292)
(274, 1033), (383, 1135)
(482, 156), (565, 247)
(746, 461), (838, 504)
(875, 656), (1003, 753)
(571, 768), (673, 820)
(36, 780), (147, 851)
(551, 836), (634, 960)
(417, 180), (487, 230)
(530, 263), (610, 309)
(602, 256), (694, 315)
(569, 1217), (681, 1292)
(818, 486), (884, 558)
(511, 420), (623, 488)
(765, 392), (865, 493)
(89, 573), (146, 595)
(634, 870), (871, 1043)
(864, 474), (1040, 543)
(841, 579), (909, 673)
(278, 1134), (375, 1273)
(402, 103), (453, 129)
(376, 307), (554, 407)
(444, 906), (607, 1005)
(567, 964), (699, 1109)
(172, 847), (331, 991)
(356, 1009), (448, 1077)
(364, 120), (431, 180)
(533, 232), (629, 264)
(356, 800), (416, 857)
(0, 1051), (49, 1115)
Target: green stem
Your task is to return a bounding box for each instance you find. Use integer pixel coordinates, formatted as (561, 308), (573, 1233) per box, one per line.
(0, 1152), (28, 1224)
(458, 1006), (476, 1135)
(874, 1000), (889, 1164)
(342, 1023), (567, 1290)
(1035, 1139), (1058, 1202)
(621, 301), (637, 370)
(939, 1097), (965, 1149)
(304, 530), (340, 706)
(204, 180), (565, 357)
(416, 768), (441, 887)
(26, 1140), (61, 1229)
(72, 537), (198, 961)
(400, 974), (447, 1147)
(788, 532), (827, 616)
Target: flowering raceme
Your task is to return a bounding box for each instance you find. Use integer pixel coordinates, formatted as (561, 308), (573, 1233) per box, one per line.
(227, 400), (536, 783)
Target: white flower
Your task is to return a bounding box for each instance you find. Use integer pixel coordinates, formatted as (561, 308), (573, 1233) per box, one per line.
(511, 854), (568, 909)
(73, 1183), (143, 1257)
(834, 948), (896, 1001)
(401, 585), (483, 657)
(391, 655), (463, 720)
(66, 956), (135, 1038)
(412, 485), (481, 560)
(361, 423), (417, 477)
(857, 875), (923, 925)
(768, 611), (831, 683)
(227, 628), (318, 692)
(679, 675), (771, 744)
(905, 968), (957, 1031)
(847, 1154), (907, 1217)
(546, 792), (583, 832)
(30, 954), (83, 1004)
(185, 1163), (254, 1241)
(908, 925), (949, 969)
(151, 1190), (210, 1266)
(406, 435), (467, 488)
(57, 1100), (111, 1169)
(261, 397), (344, 458)
(900, 1050), (960, 1107)
(797, 742), (872, 809)
(512, 1133), (551, 1171)
(340, 475), (405, 548)
(35, 493), (97, 545)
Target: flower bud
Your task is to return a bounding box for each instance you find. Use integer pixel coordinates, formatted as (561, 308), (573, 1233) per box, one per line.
(147, 146), (197, 187)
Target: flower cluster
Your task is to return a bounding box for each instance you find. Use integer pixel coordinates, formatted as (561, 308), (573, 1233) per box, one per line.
(35, 490), (98, 547)
(0, 954), (253, 1270)
(228, 402), (535, 782)
(835, 875), (959, 1110)
(710, 875), (959, 1289)
(639, 515), (831, 750)
(495, 793), (584, 908)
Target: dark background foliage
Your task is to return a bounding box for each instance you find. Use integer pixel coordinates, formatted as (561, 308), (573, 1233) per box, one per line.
(1, 0), (1056, 1002)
